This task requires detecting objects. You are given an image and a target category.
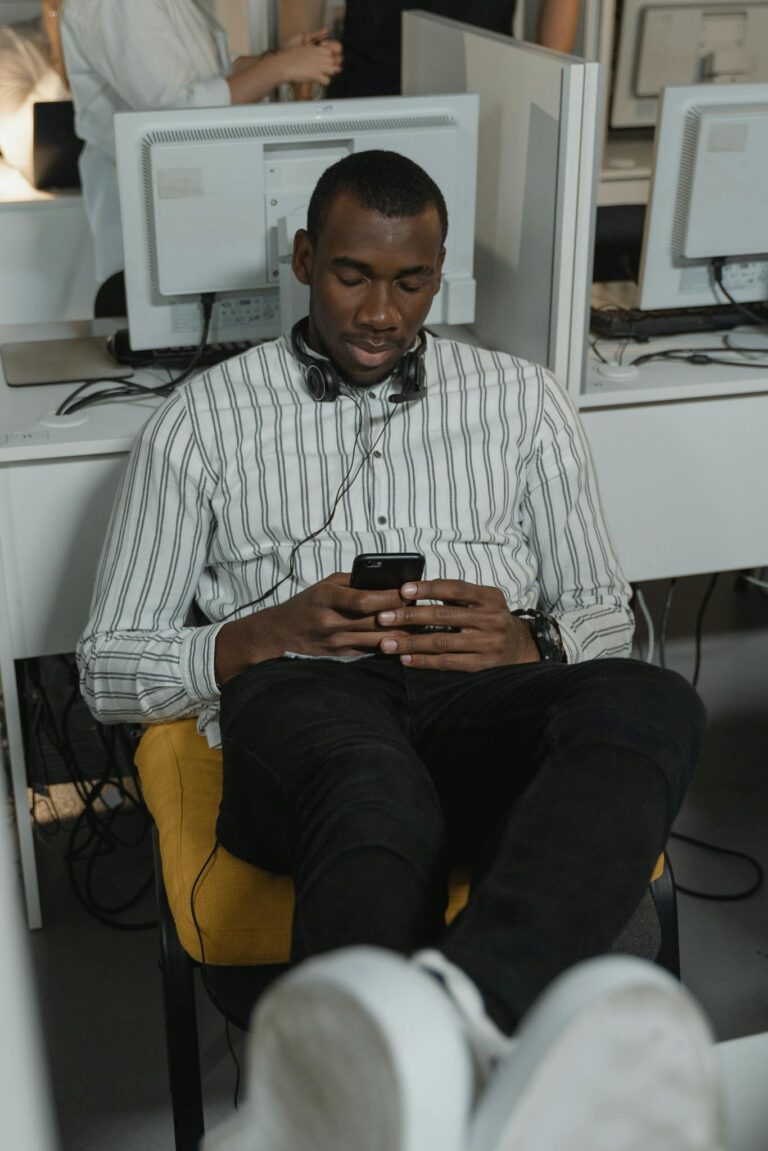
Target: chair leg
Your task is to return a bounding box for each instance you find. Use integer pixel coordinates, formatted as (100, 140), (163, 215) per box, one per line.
(650, 855), (681, 979)
(152, 829), (206, 1151)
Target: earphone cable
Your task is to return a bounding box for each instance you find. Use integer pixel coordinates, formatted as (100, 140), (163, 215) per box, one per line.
(220, 392), (399, 621)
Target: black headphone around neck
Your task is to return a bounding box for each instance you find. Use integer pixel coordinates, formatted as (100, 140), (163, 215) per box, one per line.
(290, 318), (427, 404)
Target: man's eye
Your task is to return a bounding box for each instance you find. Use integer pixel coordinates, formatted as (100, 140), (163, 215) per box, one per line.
(399, 282), (423, 294)
(338, 276), (364, 287)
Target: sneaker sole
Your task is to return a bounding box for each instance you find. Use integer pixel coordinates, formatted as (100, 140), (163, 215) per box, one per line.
(469, 956), (724, 1151)
(215, 946), (474, 1151)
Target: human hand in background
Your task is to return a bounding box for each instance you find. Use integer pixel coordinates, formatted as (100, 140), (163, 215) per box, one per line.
(227, 32), (342, 105)
(280, 29), (343, 99)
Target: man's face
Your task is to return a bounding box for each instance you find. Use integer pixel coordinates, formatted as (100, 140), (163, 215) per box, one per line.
(292, 190), (445, 386)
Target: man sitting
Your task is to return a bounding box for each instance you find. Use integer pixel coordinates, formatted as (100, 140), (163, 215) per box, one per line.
(78, 149), (712, 1150)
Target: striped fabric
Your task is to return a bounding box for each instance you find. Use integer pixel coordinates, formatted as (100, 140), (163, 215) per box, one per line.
(77, 333), (633, 739)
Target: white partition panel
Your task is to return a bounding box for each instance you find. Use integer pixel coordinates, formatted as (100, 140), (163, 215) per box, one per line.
(403, 13), (600, 396)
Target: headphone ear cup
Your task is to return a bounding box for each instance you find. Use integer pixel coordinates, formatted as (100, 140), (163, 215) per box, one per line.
(400, 350), (419, 396)
(394, 336), (427, 400)
(305, 361), (339, 402)
(291, 319), (340, 402)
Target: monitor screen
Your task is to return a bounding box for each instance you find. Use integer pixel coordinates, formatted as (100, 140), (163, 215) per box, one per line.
(114, 95), (478, 353)
(610, 0), (768, 130)
(638, 82), (768, 309)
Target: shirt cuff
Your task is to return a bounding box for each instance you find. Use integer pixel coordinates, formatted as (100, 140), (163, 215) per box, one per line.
(553, 617), (580, 664)
(179, 622), (225, 704)
(190, 76), (231, 108)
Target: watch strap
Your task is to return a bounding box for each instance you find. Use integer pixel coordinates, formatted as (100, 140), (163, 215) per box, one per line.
(511, 609), (567, 663)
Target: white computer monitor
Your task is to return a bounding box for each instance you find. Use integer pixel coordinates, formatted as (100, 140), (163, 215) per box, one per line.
(114, 95), (478, 353)
(638, 83), (768, 310)
(610, 0), (768, 130)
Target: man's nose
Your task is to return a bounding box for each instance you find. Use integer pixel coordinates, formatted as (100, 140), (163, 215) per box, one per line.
(356, 281), (399, 329)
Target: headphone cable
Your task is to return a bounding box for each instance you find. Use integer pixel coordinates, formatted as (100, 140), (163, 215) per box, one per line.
(220, 389), (400, 621)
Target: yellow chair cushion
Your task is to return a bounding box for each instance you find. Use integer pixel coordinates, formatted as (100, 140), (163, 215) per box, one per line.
(136, 717), (664, 966)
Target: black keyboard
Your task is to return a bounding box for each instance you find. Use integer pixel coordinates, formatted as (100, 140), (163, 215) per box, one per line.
(590, 302), (768, 340)
(107, 328), (258, 370)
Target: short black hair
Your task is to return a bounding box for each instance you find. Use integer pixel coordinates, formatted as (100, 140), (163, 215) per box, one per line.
(306, 150), (449, 245)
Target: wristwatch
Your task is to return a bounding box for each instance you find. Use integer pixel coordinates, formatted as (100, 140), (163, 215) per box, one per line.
(511, 609), (567, 663)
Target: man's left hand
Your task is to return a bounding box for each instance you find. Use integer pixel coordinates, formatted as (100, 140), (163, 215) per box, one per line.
(376, 579), (541, 671)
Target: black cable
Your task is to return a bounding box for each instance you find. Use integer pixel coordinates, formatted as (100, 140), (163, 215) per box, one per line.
(691, 573), (718, 688)
(630, 346), (768, 369)
(56, 379), (170, 417)
(189, 840), (243, 1105)
(55, 293), (217, 416)
(670, 831), (764, 901)
(226, 1019), (243, 1110)
(651, 572), (764, 902)
(22, 655), (157, 929)
(589, 337), (608, 364)
(711, 258), (768, 327)
(658, 578), (676, 668)
(220, 392), (399, 621)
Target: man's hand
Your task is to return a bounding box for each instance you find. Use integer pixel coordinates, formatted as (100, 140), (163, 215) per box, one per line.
(375, 579), (541, 672)
(214, 574), (415, 687)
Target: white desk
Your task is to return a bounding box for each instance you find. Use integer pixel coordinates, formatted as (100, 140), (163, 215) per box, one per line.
(1, 322), (767, 926)
(580, 330), (768, 581)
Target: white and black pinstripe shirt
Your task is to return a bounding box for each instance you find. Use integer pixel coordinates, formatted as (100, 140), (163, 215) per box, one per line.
(77, 333), (633, 739)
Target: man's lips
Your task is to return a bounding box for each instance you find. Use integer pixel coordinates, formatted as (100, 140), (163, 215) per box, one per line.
(345, 338), (401, 369)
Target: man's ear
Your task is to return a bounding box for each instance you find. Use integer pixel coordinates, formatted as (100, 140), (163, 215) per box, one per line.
(292, 229), (313, 285)
(433, 246), (446, 295)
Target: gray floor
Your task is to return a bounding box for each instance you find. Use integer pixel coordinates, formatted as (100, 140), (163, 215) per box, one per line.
(22, 571), (768, 1151)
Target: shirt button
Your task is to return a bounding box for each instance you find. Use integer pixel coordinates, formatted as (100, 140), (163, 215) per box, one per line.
(377, 516), (387, 525)
(373, 450), (383, 459)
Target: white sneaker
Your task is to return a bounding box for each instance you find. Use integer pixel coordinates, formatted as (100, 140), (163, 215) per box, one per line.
(203, 945), (474, 1151)
(469, 955), (724, 1151)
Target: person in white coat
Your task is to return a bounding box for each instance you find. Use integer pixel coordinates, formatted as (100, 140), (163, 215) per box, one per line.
(60, 0), (341, 314)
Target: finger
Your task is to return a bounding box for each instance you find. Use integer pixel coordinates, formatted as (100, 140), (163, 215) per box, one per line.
(377, 603), (469, 630)
(345, 586), (419, 614)
(379, 630), (479, 657)
(396, 651), (488, 671)
(328, 629), (411, 651)
(326, 571), (352, 587)
(399, 578), (488, 606)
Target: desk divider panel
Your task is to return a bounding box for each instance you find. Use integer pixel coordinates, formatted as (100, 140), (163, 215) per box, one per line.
(403, 12), (601, 397)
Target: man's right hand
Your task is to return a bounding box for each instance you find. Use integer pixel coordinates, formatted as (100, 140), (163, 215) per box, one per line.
(213, 574), (412, 688)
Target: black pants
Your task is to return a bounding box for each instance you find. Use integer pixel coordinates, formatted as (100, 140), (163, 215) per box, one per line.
(327, 1), (517, 98)
(218, 655), (703, 1030)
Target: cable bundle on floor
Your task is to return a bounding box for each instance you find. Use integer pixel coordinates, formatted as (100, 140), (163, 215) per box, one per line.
(21, 654), (156, 931)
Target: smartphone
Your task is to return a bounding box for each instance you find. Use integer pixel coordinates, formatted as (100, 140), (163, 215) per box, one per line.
(350, 552), (425, 590)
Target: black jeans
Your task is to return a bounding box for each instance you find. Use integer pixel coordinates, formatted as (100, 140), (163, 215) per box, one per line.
(217, 655), (704, 1030)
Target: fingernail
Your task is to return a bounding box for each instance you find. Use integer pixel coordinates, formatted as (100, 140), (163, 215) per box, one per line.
(378, 611), (396, 624)
(380, 639), (398, 653)
(401, 583), (417, 597)
(400, 654), (412, 664)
